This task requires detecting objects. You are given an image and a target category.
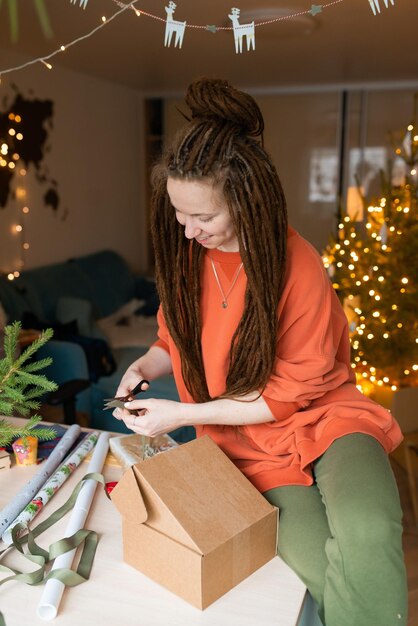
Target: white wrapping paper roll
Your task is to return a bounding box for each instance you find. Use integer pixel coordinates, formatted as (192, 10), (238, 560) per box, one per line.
(37, 431), (110, 621)
(0, 424), (81, 535)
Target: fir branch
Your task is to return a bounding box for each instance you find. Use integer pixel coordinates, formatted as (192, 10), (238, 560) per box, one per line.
(22, 358), (53, 373)
(15, 371), (57, 390)
(0, 416), (56, 448)
(12, 328), (53, 369)
(0, 322), (58, 447)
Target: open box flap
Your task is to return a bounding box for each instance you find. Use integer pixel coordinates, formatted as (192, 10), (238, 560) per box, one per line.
(110, 465), (148, 523)
(133, 436), (276, 555)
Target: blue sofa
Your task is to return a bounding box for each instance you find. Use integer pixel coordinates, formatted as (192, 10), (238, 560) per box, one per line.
(0, 250), (194, 443)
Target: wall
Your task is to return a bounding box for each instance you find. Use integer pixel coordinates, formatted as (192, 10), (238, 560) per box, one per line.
(0, 49), (147, 275)
(1, 52), (415, 278)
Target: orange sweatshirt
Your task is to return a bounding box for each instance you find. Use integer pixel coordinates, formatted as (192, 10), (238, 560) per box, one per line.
(154, 227), (403, 492)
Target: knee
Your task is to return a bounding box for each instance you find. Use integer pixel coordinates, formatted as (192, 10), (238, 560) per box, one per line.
(335, 502), (403, 551)
(278, 540), (326, 598)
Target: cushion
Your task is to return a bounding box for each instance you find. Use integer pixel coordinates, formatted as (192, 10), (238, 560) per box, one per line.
(96, 299), (159, 349)
(0, 275), (45, 322)
(56, 297), (94, 337)
(21, 262), (97, 322)
(72, 250), (136, 317)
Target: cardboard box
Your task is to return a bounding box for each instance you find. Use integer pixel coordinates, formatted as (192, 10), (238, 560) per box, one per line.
(111, 435), (278, 609)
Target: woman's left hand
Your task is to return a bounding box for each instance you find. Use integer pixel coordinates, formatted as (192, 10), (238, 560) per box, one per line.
(113, 398), (190, 437)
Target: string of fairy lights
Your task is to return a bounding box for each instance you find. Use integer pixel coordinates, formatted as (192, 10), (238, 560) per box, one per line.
(0, 112), (30, 281)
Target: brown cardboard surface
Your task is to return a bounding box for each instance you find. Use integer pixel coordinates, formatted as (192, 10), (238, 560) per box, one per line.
(111, 463), (148, 523)
(123, 519), (204, 608)
(127, 436), (276, 553)
(201, 510), (278, 608)
(132, 470), (203, 552)
(112, 435), (278, 609)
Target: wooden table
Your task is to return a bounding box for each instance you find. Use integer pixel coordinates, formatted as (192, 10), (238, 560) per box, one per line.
(0, 419), (309, 626)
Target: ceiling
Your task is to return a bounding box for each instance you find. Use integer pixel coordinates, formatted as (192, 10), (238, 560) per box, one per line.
(0, 0), (417, 95)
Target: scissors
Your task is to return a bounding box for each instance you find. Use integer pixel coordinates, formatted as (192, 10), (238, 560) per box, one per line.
(103, 379), (150, 412)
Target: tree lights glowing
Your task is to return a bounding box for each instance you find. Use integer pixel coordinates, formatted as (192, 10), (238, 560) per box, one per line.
(324, 104), (418, 391)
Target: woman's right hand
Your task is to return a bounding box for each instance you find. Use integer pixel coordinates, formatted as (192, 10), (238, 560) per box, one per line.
(114, 345), (173, 399)
(115, 360), (148, 398)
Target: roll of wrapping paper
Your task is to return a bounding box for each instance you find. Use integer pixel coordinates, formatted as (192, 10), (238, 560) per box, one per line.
(37, 431), (110, 621)
(0, 424), (81, 536)
(1, 431), (100, 545)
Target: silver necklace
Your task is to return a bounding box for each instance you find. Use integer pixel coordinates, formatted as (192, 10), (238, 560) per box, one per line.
(210, 257), (244, 309)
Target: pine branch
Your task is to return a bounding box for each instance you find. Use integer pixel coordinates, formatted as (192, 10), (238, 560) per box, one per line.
(0, 322), (58, 447)
(22, 358), (53, 373)
(0, 415), (56, 448)
(15, 371), (57, 390)
(13, 328), (54, 369)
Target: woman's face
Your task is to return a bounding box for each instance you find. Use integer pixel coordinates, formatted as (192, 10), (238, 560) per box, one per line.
(167, 177), (239, 252)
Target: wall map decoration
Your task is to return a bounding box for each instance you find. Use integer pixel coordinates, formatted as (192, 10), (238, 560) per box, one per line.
(0, 86), (59, 212)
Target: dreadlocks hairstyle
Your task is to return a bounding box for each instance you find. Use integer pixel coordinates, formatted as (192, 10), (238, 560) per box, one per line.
(151, 77), (288, 403)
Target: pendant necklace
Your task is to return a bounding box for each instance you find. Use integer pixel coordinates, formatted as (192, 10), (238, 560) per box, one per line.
(210, 257), (244, 309)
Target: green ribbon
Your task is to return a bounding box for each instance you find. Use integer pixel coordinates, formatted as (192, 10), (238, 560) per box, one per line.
(0, 472), (109, 588)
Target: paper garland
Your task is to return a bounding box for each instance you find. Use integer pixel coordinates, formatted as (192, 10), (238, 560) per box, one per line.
(0, 0), (351, 78)
(368, 0), (395, 16)
(228, 8), (255, 54)
(70, 0), (89, 8)
(164, 2), (186, 49)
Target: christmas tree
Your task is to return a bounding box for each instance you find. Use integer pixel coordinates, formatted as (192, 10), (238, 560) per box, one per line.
(323, 97), (418, 393)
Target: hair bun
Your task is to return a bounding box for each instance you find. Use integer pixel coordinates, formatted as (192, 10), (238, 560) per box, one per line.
(185, 77), (264, 138)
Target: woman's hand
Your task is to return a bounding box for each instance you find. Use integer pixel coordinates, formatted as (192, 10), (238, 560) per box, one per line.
(114, 346), (173, 397)
(113, 398), (190, 437)
(115, 363), (149, 398)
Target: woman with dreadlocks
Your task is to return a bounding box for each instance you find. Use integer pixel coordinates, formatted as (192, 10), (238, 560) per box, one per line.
(114, 78), (407, 626)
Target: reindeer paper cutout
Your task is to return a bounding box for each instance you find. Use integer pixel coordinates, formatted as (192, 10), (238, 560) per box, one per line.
(228, 8), (255, 54)
(70, 0), (89, 8)
(368, 0), (395, 16)
(165, 2), (186, 48)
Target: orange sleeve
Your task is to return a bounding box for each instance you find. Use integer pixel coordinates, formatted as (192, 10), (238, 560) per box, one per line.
(261, 235), (353, 412)
(261, 395), (303, 422)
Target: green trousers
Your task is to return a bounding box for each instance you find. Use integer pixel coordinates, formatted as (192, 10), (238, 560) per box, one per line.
(263, 434), (408, 626)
